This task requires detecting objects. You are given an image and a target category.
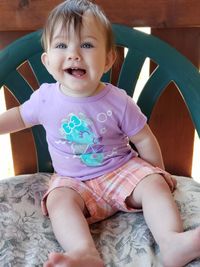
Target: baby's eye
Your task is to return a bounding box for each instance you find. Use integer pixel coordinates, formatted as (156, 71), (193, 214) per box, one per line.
(56, 43), (67, 49)
(81, 42), (94, 49)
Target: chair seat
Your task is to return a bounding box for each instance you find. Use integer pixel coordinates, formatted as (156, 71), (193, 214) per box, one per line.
(0, 173), (200, 266)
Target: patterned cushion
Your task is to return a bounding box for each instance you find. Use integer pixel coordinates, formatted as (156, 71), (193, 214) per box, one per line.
(0, 174), (200, 266)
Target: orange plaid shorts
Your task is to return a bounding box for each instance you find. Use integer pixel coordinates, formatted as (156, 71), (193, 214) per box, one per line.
(41, 157), (169, 224)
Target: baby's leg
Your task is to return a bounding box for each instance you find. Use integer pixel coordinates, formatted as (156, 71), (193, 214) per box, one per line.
(126, 174), (200, 267)
(43, 187), (104, 267)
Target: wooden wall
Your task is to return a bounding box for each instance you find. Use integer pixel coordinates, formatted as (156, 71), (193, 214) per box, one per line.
(0, 0), (200, 176)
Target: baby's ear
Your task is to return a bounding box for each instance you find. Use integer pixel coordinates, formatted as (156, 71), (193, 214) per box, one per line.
(41, 52), (51, 73)
(104, 49), (117, 73)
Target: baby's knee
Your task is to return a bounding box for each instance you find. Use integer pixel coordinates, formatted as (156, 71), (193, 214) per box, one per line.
(144, 173), (170, 190)
(131, 173), (170, 205)
(46, 187), (84, 213)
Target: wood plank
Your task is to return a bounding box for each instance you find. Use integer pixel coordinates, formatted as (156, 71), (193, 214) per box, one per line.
(149, 28), (200, 176)
(0, 31), (31, 48)
(150, 83), (195, 176)
(96, 0), (200, 28)
(0, 0), (200, 31)
(0, 0), (62, 31)
(0, 32), (37, 175)
(4, 89), (37, 175)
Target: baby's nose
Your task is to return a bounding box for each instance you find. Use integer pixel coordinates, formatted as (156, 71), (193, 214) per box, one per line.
(67, 49), (81, 61)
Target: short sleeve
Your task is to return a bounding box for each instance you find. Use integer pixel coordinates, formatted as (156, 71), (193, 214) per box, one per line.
(121, 95), (147, 137)
(20, 89), (40, 126)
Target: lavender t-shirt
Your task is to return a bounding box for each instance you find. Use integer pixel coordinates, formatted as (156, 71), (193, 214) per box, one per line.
(20, 82), (147, 180)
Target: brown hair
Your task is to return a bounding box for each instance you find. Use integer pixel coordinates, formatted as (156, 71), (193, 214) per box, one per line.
(41, 0), (115, 52)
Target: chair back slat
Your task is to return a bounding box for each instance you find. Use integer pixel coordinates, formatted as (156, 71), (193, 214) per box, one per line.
(117, 49), (146, 97)
(101, 70), (112, 83)
(31, 125), (53, 172)
(137, 66), (171, 118)
(4, 71), (34, 103)
(29, 53), (55, 85)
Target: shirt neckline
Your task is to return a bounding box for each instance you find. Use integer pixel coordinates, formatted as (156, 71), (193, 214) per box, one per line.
(56, 82), (111, 103)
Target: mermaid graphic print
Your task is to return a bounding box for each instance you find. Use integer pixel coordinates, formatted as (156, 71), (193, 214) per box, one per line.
(60, 113), (104, 167)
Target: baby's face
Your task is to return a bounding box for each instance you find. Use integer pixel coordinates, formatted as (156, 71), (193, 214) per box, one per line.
(41, 12), (115, 97)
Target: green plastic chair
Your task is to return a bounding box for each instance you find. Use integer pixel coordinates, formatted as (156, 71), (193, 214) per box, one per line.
(0, 24), (200, 173)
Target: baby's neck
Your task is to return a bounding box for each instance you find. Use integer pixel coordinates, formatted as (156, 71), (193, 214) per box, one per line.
(92, 82), (106, 96)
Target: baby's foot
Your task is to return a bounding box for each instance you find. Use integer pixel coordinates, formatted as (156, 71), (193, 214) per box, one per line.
(160, 227), (200, 267)
(43, 250), (104, 267)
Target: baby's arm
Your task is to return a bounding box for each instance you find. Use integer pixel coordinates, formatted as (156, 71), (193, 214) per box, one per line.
(130, 123), (176, 190)
(129, 123), (164, 169)
(0, 106), (29, 135)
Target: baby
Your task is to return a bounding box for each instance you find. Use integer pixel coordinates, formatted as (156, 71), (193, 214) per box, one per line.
(1, 0), (200, 266)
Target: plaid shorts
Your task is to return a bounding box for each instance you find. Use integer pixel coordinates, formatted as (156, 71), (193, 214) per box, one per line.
(41, 157), (169, 224)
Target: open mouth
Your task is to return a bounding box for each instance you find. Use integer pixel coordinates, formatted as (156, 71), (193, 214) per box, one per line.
(66, 68), (86, 77)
